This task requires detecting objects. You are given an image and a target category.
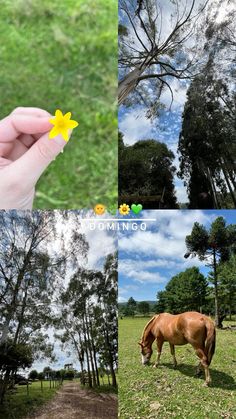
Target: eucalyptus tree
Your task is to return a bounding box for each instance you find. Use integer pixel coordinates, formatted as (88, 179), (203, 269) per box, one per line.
(184, 216), (236, 327)
(178, 71), (236, 208)
(56, 253), (118, 388)
(178, 0), (236, 208)
(119, 0), (208, 112)
(95, 253), (118, 387)
(0, 210), (87, 401)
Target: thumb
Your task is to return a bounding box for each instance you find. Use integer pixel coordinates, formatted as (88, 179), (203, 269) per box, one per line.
(11, 131), (70, 185)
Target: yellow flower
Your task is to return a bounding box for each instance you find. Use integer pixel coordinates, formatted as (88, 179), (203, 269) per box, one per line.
(49, 109), (79, 142)
(119, 203), (130, 216)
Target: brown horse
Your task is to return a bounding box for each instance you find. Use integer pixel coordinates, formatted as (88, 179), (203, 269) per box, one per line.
(139, 312), (216, 385)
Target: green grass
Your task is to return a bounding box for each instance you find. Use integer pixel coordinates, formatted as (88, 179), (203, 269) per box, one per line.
(77, 373), (118, 394)
(0, 380), (59, 419)
(119, 317), (236, 419)
(0, 0), (117, 209)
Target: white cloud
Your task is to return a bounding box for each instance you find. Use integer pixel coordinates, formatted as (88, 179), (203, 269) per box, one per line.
(119, 210), (212, 260)
(160, 78), (188, 111)
(119, 108), (154, 145)
(126, 269), (167, 284)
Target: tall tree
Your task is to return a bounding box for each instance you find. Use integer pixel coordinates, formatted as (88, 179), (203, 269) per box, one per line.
(119, 0), (208, 111)
(217, 254), (236, 320)
(156, 267), (208, 313)
(178, 67), (236, 208)
(119, 135), (178, 208)
(0, 211), (88, 402)
(178, 1), (236, 208)
(184, 217), (236, 327)
(56, 254), (118, 389)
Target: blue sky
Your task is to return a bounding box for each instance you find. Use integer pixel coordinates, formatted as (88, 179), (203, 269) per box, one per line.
(119, 87), (189, 203)
(118, 210), (236, 302)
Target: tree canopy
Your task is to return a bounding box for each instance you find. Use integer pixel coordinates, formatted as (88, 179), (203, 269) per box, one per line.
(156, 267), (208, 313)
(184, 216), (236, 326)
(119, 0), (208, 116)
(119, 133), (178, 208)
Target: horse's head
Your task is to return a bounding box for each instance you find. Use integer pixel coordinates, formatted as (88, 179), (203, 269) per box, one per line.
(138, 341), (153, 365)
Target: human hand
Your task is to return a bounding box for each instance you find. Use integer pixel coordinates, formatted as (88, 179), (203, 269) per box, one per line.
(0, 107), (69, 209)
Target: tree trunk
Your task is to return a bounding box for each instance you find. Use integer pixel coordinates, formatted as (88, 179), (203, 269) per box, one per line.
(213, 248), (220, 327)
(221, 160), (236, 207)
(82, 318), (92, 388)
(89, 319), (100, 386)
(118, 67), (144, 105)
(104, 329), (117, 387)
(85, 313), (97, 386)
(0, 368), (11, 404)
(223, 156), (236, 190)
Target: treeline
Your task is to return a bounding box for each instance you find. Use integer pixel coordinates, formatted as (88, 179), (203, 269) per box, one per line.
(28, 367), (76, 382)
(27, 365), (113, 386)
(119, 298), (155, 317)
(0, 212), (117, 404)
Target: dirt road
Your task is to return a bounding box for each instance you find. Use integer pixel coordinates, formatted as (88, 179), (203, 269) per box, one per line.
(30, 381), (118, 419)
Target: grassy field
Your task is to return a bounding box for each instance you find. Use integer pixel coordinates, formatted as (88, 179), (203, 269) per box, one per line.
(0, 380), (59, 419)
(119, 317), (236, 419)
(0, 0), (117, 209)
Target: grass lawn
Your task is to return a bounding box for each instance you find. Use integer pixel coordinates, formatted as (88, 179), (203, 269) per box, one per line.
(0, 380), (59, 419)
(119, 317), (236, 419)
(0, 0), (117, 209)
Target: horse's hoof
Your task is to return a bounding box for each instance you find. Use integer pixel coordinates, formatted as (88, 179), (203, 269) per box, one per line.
(153, 364), (158, 368)
(203, 381), (211, 387)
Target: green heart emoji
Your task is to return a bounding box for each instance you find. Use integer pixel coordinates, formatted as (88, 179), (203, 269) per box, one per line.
(131, 203), (143, 215)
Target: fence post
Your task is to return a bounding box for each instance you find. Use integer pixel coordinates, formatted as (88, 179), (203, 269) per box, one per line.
(26, 382), (29, 396)
(41, 380), (43, 392)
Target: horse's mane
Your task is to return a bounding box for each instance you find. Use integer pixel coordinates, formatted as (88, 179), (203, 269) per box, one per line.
(141, 315), (159, 342)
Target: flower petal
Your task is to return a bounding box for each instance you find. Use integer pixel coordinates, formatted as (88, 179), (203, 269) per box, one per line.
(49, 126), (61, 139)
(55, 109), (63, 118)
(49, 118), (56, 125)
(64, 112), (71, 120)
(67, 120), (79, 129)
(61, 129), (69, 142)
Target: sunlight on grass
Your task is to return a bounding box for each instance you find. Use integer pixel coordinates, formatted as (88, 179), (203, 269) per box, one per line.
(0, 0), (117, 209)
(0, 380), (58, 419)
(119, 317), (236, 419)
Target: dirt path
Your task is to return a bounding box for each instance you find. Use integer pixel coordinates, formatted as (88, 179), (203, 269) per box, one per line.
(29, 381), (118, 419)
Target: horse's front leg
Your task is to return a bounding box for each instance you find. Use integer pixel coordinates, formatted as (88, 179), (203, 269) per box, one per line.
(153, 338), (163, 368)
(169, 343), (177, 368)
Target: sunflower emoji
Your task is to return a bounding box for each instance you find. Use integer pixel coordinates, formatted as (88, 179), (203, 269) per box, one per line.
(119, 203), (130, 216)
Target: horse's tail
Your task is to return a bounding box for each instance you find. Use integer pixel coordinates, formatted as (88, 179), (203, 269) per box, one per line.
(205, 319), (216, 365)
